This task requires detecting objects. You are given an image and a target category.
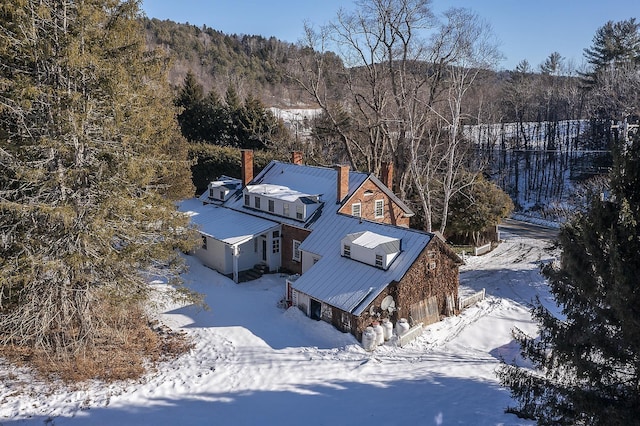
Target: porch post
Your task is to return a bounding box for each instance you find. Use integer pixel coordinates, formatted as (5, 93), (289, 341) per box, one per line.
(232, 244), (240, 283)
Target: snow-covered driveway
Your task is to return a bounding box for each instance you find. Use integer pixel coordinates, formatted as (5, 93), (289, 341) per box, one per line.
(1, 230), (558, 425)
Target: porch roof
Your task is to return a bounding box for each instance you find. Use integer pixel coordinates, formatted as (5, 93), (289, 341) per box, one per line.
(180, 199), (279, 246)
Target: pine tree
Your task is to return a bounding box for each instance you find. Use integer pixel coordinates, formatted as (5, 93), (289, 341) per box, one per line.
(176, 70), (206, 142)
(582, 19), (640, 87)
(498, 130), (640, 424)
(0, 0), (199, 359)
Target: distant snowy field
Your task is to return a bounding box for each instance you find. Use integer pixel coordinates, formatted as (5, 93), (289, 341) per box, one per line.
(0, 229), (559, 425)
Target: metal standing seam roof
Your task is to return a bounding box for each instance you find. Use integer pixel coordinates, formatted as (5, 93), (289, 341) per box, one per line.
(223, 161), (369, 228)
(185, 160), (434, 315)
(293, 212), (433, 315)
(179, 198), (279, 245)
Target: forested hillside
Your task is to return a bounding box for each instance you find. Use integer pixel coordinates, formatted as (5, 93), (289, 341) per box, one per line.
(143, 18), (312, 107)
(145, 13), (637, 231)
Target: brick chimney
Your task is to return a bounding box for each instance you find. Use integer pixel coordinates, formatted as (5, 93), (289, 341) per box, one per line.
(380, 161), (394, 190)
(291, 151), (303, 165)
(334, 164), (350, 204)
(241, 149), (253, 186)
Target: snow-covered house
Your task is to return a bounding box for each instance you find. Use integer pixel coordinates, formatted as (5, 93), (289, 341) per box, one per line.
(181, 150), (463, 340)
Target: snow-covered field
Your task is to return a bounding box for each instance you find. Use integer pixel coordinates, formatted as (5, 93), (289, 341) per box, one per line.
(1, 229), (559, 425)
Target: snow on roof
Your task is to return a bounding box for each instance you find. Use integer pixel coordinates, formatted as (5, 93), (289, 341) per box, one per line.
(209, 175), (242, 190)
(345, 231), (399, 250)
(245, 183), (318, 203)
(294, 214), (433, 315)
(179, 198), (278, 245)
(224, 161), (369, 227)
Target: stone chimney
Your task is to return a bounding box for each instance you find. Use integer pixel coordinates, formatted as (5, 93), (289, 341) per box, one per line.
(291, 151), (303, 165)
(241, 149), (253, 186)
(334, 164), (350, 204)
(380, 161), (394, 190)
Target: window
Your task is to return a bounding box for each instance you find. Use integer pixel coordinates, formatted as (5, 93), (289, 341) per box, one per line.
(375, 254), (383, 268)
(272, 230), (280, 238)
(244, 194), (250, 206)
(209, 188), (215, 198)
(268, 199), (275, 212)
(313, 257), (319, 264)
(343, 244), (351, 258)
(283, 203), (289, 217)
(272, 232), (280, 254)
(219, 190), (225, 200)
(292, 240), (301, 261)
(374, 199), (384, 218)
(201, 235), (207, 250)
(296, 205), (304, 220)
(352, 203), (361, 217)
(254, 196), (261, 209)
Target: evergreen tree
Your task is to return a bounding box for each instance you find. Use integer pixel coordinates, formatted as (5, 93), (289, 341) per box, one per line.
(447, 175), (514, 246)
(498, 131), (640, 424)
(0, 0), (199, 358)
(582, 18), (640, 87)
(176, 70), (205, 142)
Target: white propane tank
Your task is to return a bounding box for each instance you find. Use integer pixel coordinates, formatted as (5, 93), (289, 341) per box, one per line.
(372, 322), (384, 345)
(362, 326), (376, 351)
(382, 318), (393, 341)
(396, 318), (410, 336)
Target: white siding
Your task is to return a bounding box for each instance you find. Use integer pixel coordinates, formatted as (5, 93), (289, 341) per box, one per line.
(301, 250), (321, 274)
(195, 238), (233, 275)
(294, 290), (310, 316)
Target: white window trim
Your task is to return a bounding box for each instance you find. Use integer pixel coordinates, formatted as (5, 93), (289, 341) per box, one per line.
(352, 203), (361, 217)
(292, 240), (301, 261)
(374, 199), (384, 218)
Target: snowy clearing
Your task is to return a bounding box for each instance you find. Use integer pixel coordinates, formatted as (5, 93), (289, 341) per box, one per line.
(0, 228), (558, 425)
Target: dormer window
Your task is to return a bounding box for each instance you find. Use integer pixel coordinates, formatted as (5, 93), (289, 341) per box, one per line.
(268, 199), (275, 212)
(283, 203), (290, 217)
(340, 231), (400, 270)
(206, 176), (242, 203)
(244, 194), (250, 206)
(296, 205), (304, 220)
(254, 196), (261, 209)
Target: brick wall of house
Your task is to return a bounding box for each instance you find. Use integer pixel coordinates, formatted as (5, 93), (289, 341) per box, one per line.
(280, 224), (311, 275)
(339, 178), (410, 227)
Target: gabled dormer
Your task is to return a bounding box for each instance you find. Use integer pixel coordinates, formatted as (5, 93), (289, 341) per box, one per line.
(204, 176), (242, 204)
(341, 231), (401, 270)
(243, 183), (322, 222)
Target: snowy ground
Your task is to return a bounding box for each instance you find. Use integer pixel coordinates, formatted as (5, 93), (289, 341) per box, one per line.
(0, 228), (559, 425)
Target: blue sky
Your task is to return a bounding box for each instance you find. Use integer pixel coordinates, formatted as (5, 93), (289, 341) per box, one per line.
(141, 0), (638, 71)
